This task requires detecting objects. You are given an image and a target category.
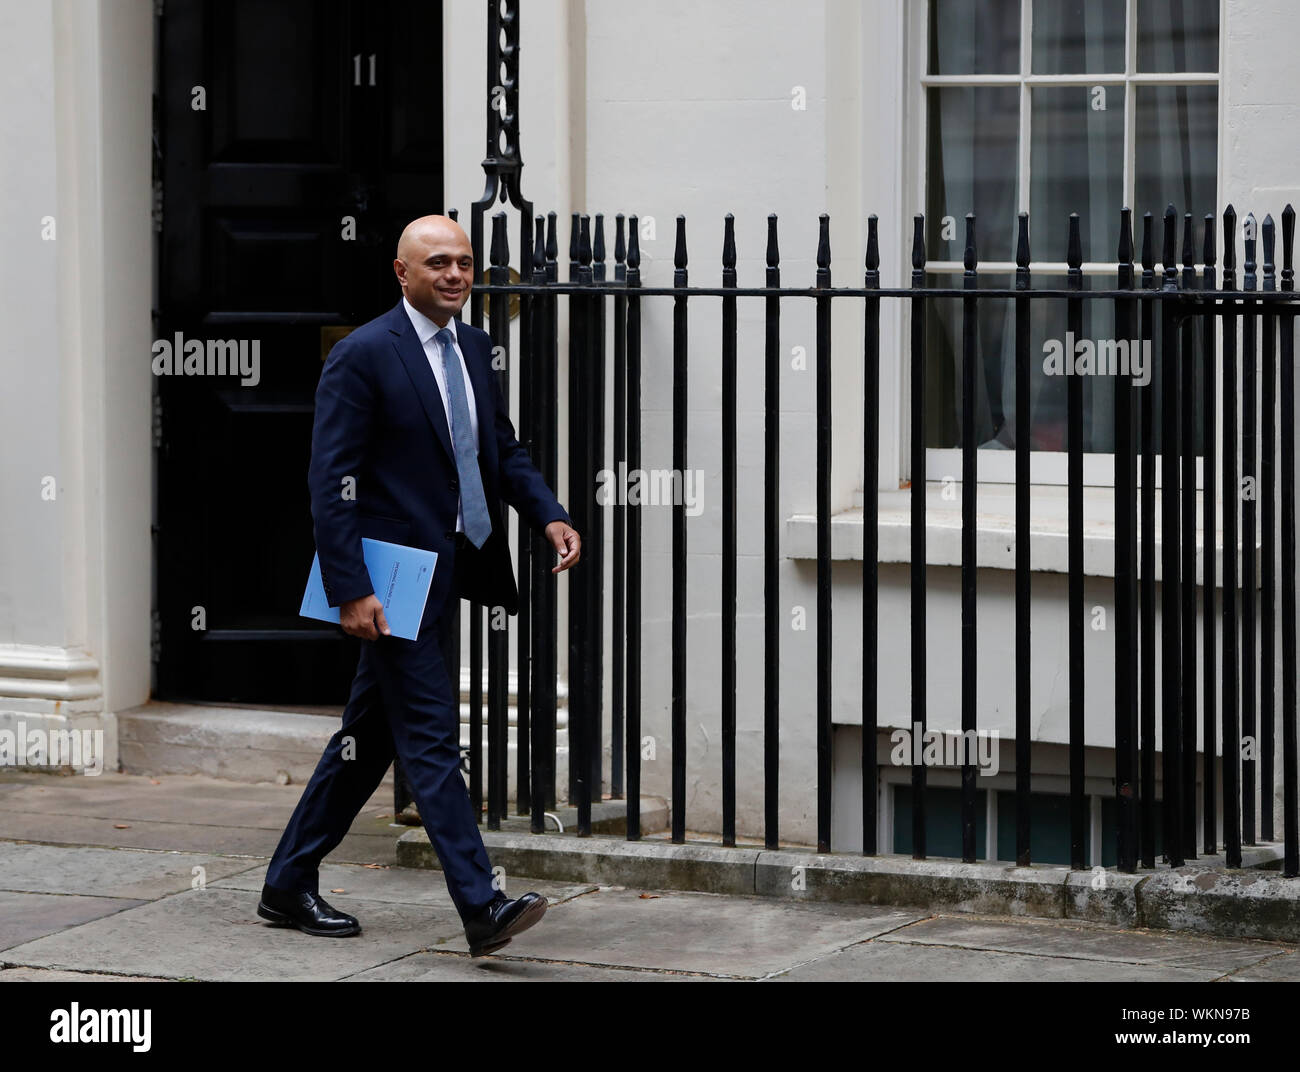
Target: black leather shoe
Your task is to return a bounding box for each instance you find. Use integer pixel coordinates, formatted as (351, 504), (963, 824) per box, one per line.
(257, 884), (361, 937)
(463, 891), (547, 957)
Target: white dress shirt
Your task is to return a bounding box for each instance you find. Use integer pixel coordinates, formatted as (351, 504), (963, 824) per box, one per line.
(402, 295), (479, 534)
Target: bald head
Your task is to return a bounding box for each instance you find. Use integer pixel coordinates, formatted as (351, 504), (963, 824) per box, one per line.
(396, 215), (468, 261)
(394, 215), (474, 326)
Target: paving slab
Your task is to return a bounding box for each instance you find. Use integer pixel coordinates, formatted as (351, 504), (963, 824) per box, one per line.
(0, 966), (170, 982)
(0, 773), (311, 825)
(346, 951), (710, 982)
(0, 772), (421, 870)
(210, 860), (596, 909)
(0, 891), (146, 952)
(0, 887), (466, 982)
(0, 768), (390, 813)
(0, 770), (384, 818)
(431, 886), (925, 977)
(766, 940), (1224, 982)
(2, 795), (317, 832)
(879, 914), (1283, 973)
(0, 842), (263, 900)
(0, 812), (295, 857)
(1219, 951), (1300, 982)
(0, 814), (400, 867)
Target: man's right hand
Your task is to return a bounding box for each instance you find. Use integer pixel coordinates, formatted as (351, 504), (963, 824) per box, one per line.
(340, 594), (391, 641)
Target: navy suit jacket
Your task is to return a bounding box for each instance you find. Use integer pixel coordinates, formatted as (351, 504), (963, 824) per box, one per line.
(309, 299), (571, 629)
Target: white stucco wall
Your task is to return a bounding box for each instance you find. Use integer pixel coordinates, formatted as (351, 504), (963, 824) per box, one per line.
(0, 0), (152, 771)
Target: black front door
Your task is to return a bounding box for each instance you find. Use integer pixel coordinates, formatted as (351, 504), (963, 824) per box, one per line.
(155, 0), (444, 702)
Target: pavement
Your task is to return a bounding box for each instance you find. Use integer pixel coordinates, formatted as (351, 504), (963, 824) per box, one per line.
(1, 768), (1299, 982)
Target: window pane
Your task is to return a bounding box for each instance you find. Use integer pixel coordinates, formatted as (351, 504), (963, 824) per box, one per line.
(925, 272), (1016, 450)
(1031, 0), (1125, 74)
(998, 791), (1092, 864)
(1133, 85), (1218, 226)
(894, 786), (988, 858)
(1131, 87), (1215, 463)
(928, 0), (1021, 75)
(1137, 0), (1219, 72)
(1026, 273), (1204, 457)
(1025, 274), (1114, 453)
(926, 87), (1020, 262)
(1030, 85), (1125, 264)
(924, 271), (1168, 455)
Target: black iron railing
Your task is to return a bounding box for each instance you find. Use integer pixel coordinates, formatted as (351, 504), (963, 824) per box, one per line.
(453, 203), (1298, 880)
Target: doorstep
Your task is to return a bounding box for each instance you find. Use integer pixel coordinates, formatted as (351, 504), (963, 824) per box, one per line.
(116, 699), (569, 789)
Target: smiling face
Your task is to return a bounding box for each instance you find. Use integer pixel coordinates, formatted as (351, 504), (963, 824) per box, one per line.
(393, 216), (473, 327)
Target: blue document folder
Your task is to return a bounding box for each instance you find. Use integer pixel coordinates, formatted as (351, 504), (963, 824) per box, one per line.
(299, 538), (438, 640)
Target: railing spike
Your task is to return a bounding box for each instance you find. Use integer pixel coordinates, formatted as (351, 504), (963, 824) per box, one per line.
(627, 214), (640, 270)
(1162, 206), (1178, 288)
(1067, 212), (1082, 269)
(964, 212), (977, 272)
(593, 213), (606, 266)
(1263, 214), (1276, 287)
(1118, 207), (1133, 266)
(1244, 212), (1257, 287)
(865, 214), (879, 272)
(1016, 213), (1031, 292)
(1222, 205), (1237, 284)
(490, 210), (508, 267)
(614, 213), (626, 265)
(1282, 204), (1295, 290)
(912, 214), (925, 271)
(1140, 211), (1154, 273)
(578, 214), (592, 267)
(766, 213), (780, 268)
(674, 215), (687, 270)
(722, 213), (737, 271)
(533, 214), (546, 267)
(1181, 213), (1196, 289)
(816, 213), (831, 271)
(815, 214), (831, 287)
(1201, 213), (1216, 290)
(545, 211), (558, 266)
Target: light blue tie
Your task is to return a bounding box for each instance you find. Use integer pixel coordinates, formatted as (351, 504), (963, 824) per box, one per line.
(435, 327), (492, 549)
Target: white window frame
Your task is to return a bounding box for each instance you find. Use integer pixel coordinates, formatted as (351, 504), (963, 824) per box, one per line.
(912, 0), (1224, 488)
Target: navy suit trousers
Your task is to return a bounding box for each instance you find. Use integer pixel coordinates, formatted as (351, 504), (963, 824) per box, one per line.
(264, 602), (498, 923)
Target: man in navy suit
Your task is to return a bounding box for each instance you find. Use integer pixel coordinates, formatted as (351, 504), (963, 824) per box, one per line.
(259, 215), (580, 958)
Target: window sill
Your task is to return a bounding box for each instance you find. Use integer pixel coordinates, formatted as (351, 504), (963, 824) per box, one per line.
(785, 482), (1259, 586)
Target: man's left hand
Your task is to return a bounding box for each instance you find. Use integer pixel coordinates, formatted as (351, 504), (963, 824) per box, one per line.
(545, 521), (581, 573)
